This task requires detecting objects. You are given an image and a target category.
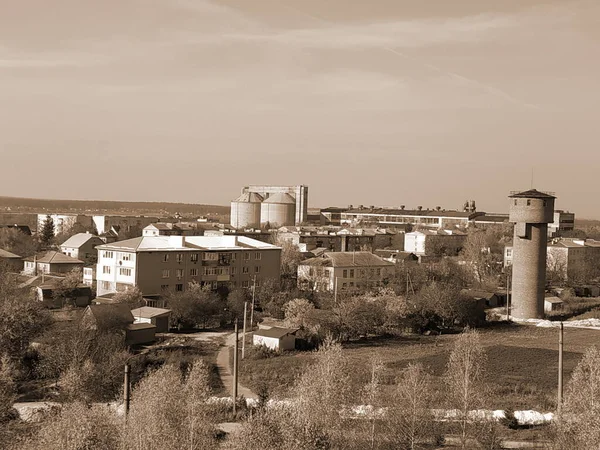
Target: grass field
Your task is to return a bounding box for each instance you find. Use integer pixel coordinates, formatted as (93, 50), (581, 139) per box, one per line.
(239, 323), (600, 411)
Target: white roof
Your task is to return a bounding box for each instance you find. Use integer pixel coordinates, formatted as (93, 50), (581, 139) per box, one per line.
(97, 235), (280, 252)
(60, 233), (101, 248)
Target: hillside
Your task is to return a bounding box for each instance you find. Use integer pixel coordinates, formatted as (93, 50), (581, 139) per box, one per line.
(0, 196), (230, 218)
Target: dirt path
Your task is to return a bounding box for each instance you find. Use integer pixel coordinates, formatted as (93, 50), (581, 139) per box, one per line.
(216, 332), (257, 400)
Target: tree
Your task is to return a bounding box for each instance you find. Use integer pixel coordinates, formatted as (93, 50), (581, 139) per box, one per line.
(168, 282), (222, 329)
(386, 363), (437, 450)
(549, 346), (600, 448)
(444, 329), (487, 450)
(278, 239), (303, 290)
(40, 215), (55, 248)
(52, 268), (83, 308)
(283, 298), (315, 329)
(0, 355), (16, 422)
(0, 228), (39, 258)
(461, 228), (503, 286)
(113, 287), (144, 309)
(226, 289), (249, 322)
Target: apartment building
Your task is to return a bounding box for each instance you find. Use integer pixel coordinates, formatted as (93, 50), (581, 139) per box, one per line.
(548, 210), (575, 237)
(404, 229), (467, 256)
(95, 235), (281, 297)
(297, 252), (394, 292)
(276, 226), (397, 252)
(37, 213), (93, 235)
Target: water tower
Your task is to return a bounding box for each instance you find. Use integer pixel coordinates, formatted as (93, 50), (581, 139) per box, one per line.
(509, 189), (555, 319)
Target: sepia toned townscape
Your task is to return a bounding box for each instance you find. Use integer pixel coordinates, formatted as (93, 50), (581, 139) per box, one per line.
(1, 1), (599, 449)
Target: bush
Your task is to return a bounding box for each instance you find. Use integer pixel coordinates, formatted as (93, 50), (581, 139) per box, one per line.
(245, 345), (278, 360)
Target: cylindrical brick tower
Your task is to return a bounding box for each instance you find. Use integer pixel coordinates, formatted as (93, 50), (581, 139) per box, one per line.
(509, 189), (556, 319)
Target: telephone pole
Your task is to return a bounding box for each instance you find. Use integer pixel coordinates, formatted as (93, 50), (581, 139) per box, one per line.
(123, 364), (131, 418)
(242, 301), (248, 359)
(249, 275), (256, 331)
(506, 272), (511, 321)
(557, 321), (564, 417)
(233, 320), (239, 415)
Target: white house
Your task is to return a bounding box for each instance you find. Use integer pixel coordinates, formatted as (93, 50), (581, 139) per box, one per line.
(253, 327), (297, 351)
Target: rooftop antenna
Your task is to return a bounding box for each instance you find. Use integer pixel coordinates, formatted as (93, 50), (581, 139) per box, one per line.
(531, 168), (534, 189)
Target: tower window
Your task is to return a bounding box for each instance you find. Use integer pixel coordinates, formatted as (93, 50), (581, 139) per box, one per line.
(527, 200), (531, 206)
(543, 200), (547, 207)
(514, 200), (517, 206)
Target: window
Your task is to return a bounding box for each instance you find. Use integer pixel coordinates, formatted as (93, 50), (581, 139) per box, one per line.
(176, 269), (184, 279)
(506, 249), (512, 257)
(217, 267), (230, 275)
(543, 200), (547, 207)
(527, 200), (531, 206)
(343, 269), (348, 278)
(203, 267), (217, 276)
(203, 252), (218, 261)
(119, 268), (131, 276)
(255, 266), (261, 274)
(244, 252), (250, 261)
(176, 284), (183, 292)
(190, 268), (198, 276)
(121, 253), (131, 261)
(232, 253), (237, 260)
(514, 200), (517, 206)
(242, 266), (249, 274)
(242, 280), (250, 288)
(190, 253), (198, 262)
(102, 266), (111, 274)
(162, 254), (169, 262)
(103, 251), (114, 258)
(376, 268), (381, 276)
(161, 284), (169, 291)
(349, 269), (354, 278)
(255, 252), (262, 260)
(162, 269), (170, 278)
(101, 281), (111, 290)
(231, 267), (237, 275)
(176, 253), (184, 263)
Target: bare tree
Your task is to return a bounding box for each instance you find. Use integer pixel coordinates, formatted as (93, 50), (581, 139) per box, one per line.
(444, 329), (487, 450)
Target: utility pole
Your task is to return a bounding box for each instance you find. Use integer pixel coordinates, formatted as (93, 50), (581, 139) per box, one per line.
(242, 301), (248, 359)
(506, 272), (511, 321)
(249, 275), (256, 331)
(557, 321), (564, 417)
(123, 364), (131, 418)
(232, 319), (239, 415)
(334, 276), (338, 305)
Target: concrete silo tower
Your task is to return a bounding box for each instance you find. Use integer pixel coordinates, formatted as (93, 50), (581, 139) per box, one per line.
(509, 189), (556, 319)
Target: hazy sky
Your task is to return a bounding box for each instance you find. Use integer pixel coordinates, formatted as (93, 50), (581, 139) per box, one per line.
(1, 0), (599, 216)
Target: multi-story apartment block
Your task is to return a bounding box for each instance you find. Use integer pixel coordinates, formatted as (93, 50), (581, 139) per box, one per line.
(37, 213), (94, 235)
(95, 235), (281, 297)
(404, 229), (467, 256)
(297, 252), (394, 292)
(548, 210), (575, 237)
(276, 226), (398, 252)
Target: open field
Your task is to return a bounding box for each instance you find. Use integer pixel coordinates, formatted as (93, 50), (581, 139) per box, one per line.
(240, 323), (600, 412)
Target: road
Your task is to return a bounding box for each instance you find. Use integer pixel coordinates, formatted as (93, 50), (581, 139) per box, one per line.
(216, 332), (257, 400)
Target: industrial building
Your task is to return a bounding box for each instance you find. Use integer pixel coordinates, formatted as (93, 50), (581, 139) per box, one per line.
(508, 189), (556, 320)
(231, 185), (309, 227)
(95, 235), (281, 298)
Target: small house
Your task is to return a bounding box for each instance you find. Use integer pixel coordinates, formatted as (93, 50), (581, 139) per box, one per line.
(130, 306), (171, 333)
(0, 248), (23, 272)
(544, 297), (564, 313)
(461, 289), (502, 308)
(253, 327), (297, 351)
(36, 284), (93, 308)
(81, 303), (156, 345)
(23, 251), (84, 275)
(59, 233), (104, 263)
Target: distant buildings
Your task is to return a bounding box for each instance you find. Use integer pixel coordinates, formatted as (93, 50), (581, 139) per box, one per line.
(37, 213), (93, 235)
(549, 210), (575, 237)
(231, 185), (309, 228)
(60, 233), (104, 263)
(404, 229), (467, 256)
(297, 252), (394, 292)
(92, 215), (159, 235)
(23, 251), (84, 275)
(95, 235), (281, 297)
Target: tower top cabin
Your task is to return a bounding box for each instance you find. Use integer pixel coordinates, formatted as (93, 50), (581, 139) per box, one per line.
(509, 189), (555, 228)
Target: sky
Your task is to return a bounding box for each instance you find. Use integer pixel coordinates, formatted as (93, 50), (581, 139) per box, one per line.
(1, 0), (599, 217)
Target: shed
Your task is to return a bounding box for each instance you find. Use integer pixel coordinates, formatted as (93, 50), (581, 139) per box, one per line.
(544, 297), (564, 313)
(126, 323), (157, 345)
(253, 327), (298, 352)
(460, 289), (501, 308)
(130, 306), (171, 333)
(37, 284), (93, 308)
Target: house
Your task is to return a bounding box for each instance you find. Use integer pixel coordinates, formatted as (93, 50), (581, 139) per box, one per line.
(374, 249), (418, 265)
(36, 284), (93, 308)
(297, 251), (394, 292)
(82, 266), (95, 286)
(253, 327), (297, 351)
(0, 248), (23, 272)
(92, 215), (159, 235)
(404, 229), (467, 256)
(544, 297), (564, 313)
(81, 303), (156, 345)
(130, 306), (171, 333)
(460, 289), (502, 308)
(60, 233), (104, 264)
(95, 235), (281, 298)
(23, 251), (84, 275)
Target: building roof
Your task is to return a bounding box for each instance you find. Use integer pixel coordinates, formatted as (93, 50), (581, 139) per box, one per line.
(126, 322), (157, 331)
(263, 193), (296, 204)
(131, 306), (171, 319)
(509, 189), (556, 199)
(544, 296), (563, 304)
(85, 303), (134, 327)
(300, 251), (394, 268)
(0, 248), (21, 259)
(474, 215), (509, 223)
(344, 207), (481, 219)
(254, 326), (298, 339)
(60, 233), (102, 248)
(24, 251), (84, 264)
(461, 289), (498, 301)
(96, 235), (280, 252)
(233, 192), (264, 203)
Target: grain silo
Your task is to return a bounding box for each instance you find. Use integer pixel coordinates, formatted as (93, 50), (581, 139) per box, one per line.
(260, 193), (296, 228)
(230, 192), (263, 229)
(509, 189), (556, 320)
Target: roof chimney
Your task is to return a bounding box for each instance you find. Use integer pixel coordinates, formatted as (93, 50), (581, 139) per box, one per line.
(400, 205), (405, 210)
(417, 206), (423, 211)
